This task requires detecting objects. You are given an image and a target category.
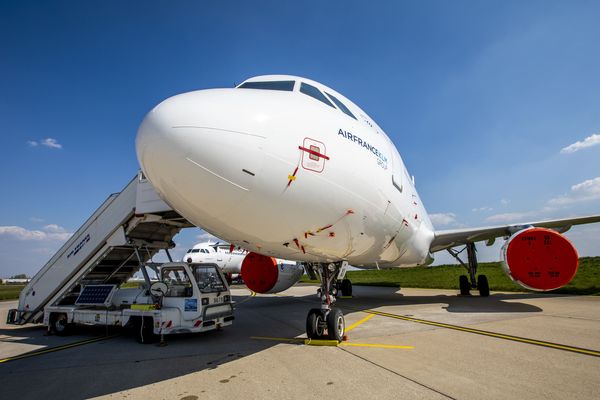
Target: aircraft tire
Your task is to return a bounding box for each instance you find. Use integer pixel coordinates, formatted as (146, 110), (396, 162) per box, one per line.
(306, 308), (325, 339)
(50, 313), (72, 336)
(459, 275), (470, 296)
(341, 279), (352, 297)
(477, 275), (490, 297)
(327, 308), (345, 342)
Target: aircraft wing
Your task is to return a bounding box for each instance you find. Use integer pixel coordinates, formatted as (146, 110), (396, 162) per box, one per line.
(430, 214), (600, 253)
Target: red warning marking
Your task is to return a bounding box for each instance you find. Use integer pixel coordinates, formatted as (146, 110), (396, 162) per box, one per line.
(505, 228), (579, 291)
(299, 146), (330, 160)
(301, 245), (306, 254)
(414, 214), (418, 220)
(300, 138), (328, 173)
(241, 252), (279, 294)
(293, 238), (300, 249)
(317, 224), (333, 233)
(402, 219), (409, 227)
(329, 232), (335, 237)
(347, 209), (355, 215)
(229, 244), (235, 253)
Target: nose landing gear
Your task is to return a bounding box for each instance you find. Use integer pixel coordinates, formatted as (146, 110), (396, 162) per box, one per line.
(304, 261), (348, 341)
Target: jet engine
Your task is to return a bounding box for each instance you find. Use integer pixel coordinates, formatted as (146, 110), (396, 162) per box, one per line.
(501, 227), (579, 291)
(241, 252), (304, 294)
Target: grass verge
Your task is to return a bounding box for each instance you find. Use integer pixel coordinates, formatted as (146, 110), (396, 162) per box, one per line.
(301, 256), (600, 296)
(0, 285), (25, 301)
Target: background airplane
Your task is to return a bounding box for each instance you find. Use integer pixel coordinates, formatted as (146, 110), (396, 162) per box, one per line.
(183, 241), (305, 290)
(136, 75), (600, 341)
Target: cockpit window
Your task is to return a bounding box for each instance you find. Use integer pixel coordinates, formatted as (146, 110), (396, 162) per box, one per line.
(300, 83), (334, 108)
(238, 81), (295, 91)
(325, 92), (357, 120)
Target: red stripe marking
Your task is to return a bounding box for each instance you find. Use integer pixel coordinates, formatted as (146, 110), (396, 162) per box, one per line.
(287, 166), (299, 187)
(298, 146), (330, 160)
(317, 224), (333, 233)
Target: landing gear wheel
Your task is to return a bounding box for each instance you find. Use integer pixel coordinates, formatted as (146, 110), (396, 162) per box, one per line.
(133, 316), (156, 344)
(327, 308), (345, 341)
(51, 313), (72, 336)
(459, 275), (470, 296)
(306, 308), (325, 339)
(340, 279), (352, 297)
(477, 275), (490, 297)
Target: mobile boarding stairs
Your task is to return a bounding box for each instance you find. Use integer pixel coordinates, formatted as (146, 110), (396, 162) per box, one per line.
(7, 173), (194, 325)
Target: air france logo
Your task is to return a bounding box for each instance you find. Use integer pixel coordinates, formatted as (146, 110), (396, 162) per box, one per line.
(338, 129), (388, 169)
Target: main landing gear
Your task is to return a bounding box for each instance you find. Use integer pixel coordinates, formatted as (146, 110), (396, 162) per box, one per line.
(304, 261), (349, 341)
(448, 242), (490, 297)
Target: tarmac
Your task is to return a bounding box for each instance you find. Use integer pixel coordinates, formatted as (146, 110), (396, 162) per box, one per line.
(1, 284), (599, 399)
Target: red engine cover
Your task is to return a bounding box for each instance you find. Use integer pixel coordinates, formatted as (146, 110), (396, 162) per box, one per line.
(241, 252), (279, 294)
(503, 227), (579, 291)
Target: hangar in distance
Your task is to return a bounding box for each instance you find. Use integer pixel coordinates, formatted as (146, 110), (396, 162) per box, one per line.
(136, 74), (600, 341)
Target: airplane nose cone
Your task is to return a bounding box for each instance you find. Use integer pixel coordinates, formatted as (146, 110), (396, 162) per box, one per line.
(135, 90), (266, 221)
(136, 94), (184, 181)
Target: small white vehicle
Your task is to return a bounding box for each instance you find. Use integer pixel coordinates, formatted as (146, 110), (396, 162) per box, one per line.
(43, 262), (234, 343)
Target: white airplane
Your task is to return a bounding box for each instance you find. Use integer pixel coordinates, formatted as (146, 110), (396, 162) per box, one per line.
(136, 74), (600, 341)
(184, 242), (247, 274)
(183, 241), (303, 290)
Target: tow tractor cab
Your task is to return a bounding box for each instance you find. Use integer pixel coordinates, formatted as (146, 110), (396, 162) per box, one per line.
(44, 262), (234, 343)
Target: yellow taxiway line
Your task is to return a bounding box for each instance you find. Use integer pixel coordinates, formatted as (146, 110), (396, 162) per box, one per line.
(362, 309), (600, 358)
(345, 313), (375, 333)
(235, 290), (256, 306)
(250, 336), (413, 349)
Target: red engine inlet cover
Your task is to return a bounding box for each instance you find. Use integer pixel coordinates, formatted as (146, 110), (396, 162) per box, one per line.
(241, 252), (279, 294)
(503, 228), (579, 291)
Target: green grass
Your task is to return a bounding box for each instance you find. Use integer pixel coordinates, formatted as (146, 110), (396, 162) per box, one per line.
(3, 257), (599, 301)
(0, 285), (25, 301)
(301, 256), (600, 296)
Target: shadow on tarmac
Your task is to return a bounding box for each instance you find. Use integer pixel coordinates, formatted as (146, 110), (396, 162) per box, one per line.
(0, 285), (554, 399)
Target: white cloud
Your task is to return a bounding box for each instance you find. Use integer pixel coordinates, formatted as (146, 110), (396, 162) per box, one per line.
(0, 225), (72, 241)
(500, 198), (510, 205)
(27, 137), (62, 149)
(29, 217), (44, 223)
(196, 231), (220, 243)
(429, 212), (457, 226)
(548, 177), (600, 206)
(485, 211), (536, 223)
(560, 133), (600, 154)
(41, 138), (62, 149)
(472, 206), (493, 212)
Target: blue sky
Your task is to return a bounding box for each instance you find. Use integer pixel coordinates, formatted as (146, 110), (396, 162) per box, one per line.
(1, 1), (599, 276)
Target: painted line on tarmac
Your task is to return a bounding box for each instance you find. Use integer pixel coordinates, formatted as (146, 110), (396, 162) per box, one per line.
(361, 309), (600, 358)
(345, 313), (375, 333)
(341, 342), (413, 349)
(0, 334), (119, 363)
(250, 336), (413, 349)
(235, 290), (256, 306)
